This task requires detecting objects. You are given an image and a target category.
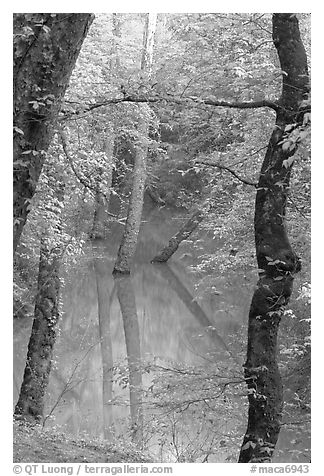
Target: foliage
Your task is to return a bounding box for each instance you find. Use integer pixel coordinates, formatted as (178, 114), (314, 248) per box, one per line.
(111, 355), (246, 462)
(13, 12), (311, 462)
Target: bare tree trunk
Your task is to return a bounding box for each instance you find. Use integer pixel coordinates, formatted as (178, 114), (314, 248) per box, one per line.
(238, 14), (309, 463)
(113, 13), (157, 274)
(14, 173), (65, 422)
(115, 275), (143, 447)
(151, 203), (211, 263)
(13, 13), (93, 254)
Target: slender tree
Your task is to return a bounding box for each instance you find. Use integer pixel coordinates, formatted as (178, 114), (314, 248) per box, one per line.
(13, 13), (93, 254)
(238, 13), (309, 463)
(91, 122), (115, 239)
(91, 14), (122, 239)
(113, 13), (157, 274)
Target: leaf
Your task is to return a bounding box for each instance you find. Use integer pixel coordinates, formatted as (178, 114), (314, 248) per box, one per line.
(242, 441), (256, 450)
(282, 140), (293, 152)
(13, 160), (29, 168)
(283, 157), (295, 168)
(13, 126), (24, 135)
(273, 276), (284, 281)
(42, 25), (51, 34)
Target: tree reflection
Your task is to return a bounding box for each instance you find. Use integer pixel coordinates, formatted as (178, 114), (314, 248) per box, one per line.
(115, 274), (143, 447)
(152, 262), (239, 364)
(93, 257), (115, 439)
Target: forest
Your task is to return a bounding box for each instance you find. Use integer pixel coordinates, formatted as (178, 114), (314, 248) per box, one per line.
(13, 13), (311, 464)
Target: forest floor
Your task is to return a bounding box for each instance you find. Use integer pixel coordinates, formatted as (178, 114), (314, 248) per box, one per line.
(13, 421), (152, 463)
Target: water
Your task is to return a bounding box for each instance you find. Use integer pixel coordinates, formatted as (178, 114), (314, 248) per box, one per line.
(13, 206), (310, 462)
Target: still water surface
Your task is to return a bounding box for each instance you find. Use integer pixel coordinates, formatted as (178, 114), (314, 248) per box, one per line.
(13, 207), (310, 462)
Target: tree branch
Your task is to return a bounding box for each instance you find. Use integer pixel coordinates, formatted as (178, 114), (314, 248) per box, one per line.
(60, 94), (280, 121)
(195, 160), (257, 187)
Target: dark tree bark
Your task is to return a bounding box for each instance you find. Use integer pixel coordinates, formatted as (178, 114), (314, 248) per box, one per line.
(151, 204), (211, 263)
(13, 13), (93, 254)
(238, 14), (309, 463)
(115, 275), (143, 447)
(14, 174), (65, 421)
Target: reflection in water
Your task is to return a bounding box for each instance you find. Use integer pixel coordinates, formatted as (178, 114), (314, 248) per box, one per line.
(115, 274), (143, 447)
(13, 207), (309, 462)
(93, 256), (115, 439)
(152, 262), (240, 365)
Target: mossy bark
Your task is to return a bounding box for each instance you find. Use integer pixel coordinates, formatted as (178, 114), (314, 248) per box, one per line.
(14, 238), (61, 421)
(13, 13), (93, 253)
(238, 14), (309, 463)
(14, 171), (65, 422)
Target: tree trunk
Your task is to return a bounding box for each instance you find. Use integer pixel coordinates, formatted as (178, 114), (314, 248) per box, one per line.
(91, 14), (122, 240)
(113, 13), (157, 274)
(14, 175), (65, 421)
(238, 14), (309, 463)
(13, 13), (93, 254)
(151, 203), (211, 263)
(91, 123), (115, 239)
(115, 275), (143, 447)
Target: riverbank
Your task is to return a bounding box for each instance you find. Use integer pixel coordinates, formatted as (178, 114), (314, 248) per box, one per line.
(13, 421), (152, 463)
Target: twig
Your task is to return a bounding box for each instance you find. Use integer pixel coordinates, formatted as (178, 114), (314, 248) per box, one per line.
(196, 160), (257, 187)
(42, 341), (99, 427)
(58, 129), (97, 195)
(287, 195), (308, 219)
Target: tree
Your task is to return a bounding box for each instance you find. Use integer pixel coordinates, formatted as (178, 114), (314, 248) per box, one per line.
(113, 13), (157, 274)
(13, 13), (310, 461)
(13, 13), (93, 254)
(151, 203), (211, 263)
(238, 14), (309, 463)
(14, 158), (66, 421)
(90, 14), (122, 239)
